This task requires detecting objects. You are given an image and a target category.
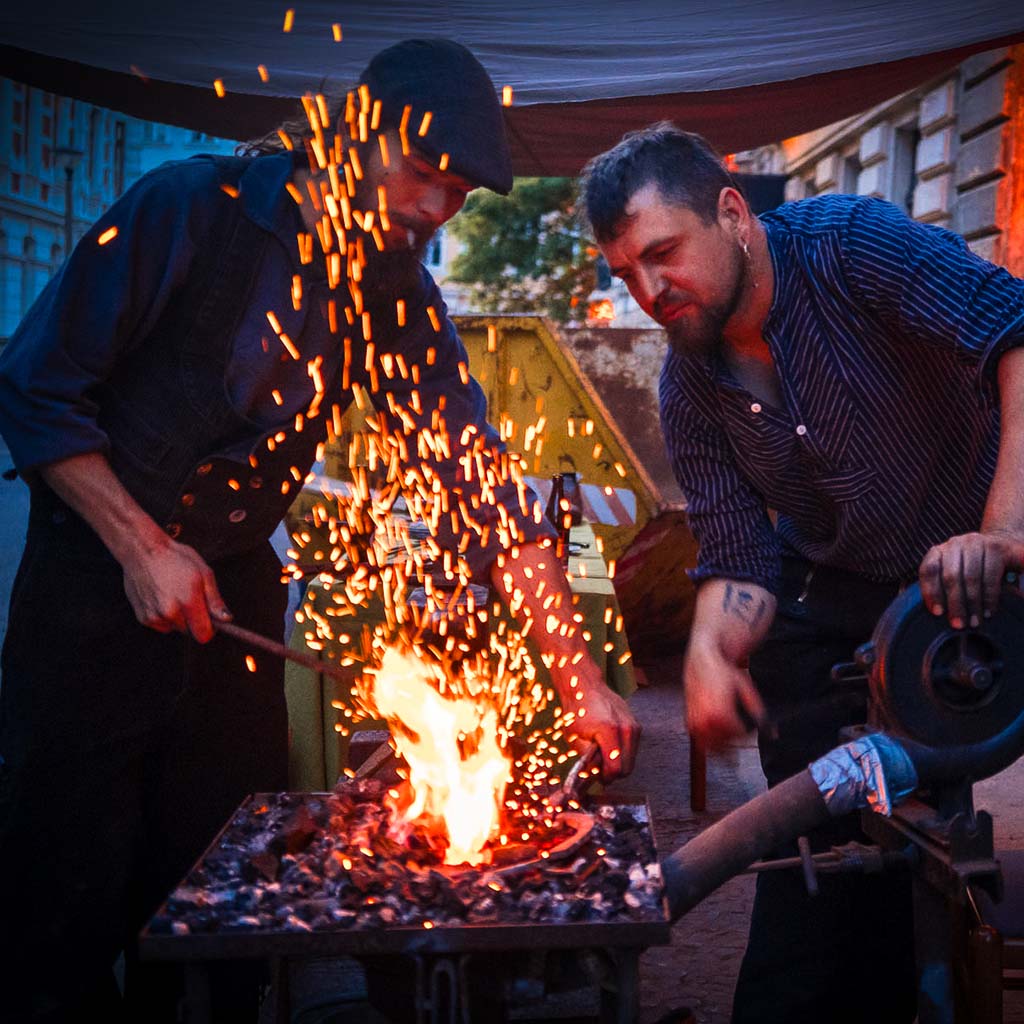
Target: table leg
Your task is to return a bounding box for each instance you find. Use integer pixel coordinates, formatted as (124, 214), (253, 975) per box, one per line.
(270, 956), (292, 1024)
(600, 947), (640, 1024)
(182, 964), (211, 1024)
(689, 739), (706, 812)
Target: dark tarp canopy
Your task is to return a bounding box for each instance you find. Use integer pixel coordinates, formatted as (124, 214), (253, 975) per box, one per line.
(2, 1), (1023, 173)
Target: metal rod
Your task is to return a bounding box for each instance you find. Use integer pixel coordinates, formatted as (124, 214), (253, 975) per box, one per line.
(214, 619), (354, 686)
(551, 740), (600, 808)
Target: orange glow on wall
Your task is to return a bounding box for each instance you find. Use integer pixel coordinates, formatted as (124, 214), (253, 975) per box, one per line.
(587, 298), (616, 323)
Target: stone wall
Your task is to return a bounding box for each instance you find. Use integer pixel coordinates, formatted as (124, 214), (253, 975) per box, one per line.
(952, 48), (1019, 265)
(768, 46), (1024, 272)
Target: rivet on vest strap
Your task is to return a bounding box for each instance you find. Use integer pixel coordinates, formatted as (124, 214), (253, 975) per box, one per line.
(228, 509), (247, 524)
(197, 463), (213, 476)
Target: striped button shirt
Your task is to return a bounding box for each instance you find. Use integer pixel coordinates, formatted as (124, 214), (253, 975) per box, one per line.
(659, 194), (1024, 594)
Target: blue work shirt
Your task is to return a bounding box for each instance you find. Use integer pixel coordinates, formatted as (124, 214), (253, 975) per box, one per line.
(0, 151), (553, 574)
(660, 194), (1024, 593)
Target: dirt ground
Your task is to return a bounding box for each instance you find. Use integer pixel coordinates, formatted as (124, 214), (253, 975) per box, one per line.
(605, 660), (763, 1024)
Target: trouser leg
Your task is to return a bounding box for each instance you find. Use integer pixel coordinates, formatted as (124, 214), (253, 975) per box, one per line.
(730, 559), (917, 1024)
(0, 514), (184, 1022)
(124, 542), (289, 1023)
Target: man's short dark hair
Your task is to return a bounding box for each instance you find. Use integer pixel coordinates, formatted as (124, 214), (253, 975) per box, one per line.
(581, 123), (737, 241)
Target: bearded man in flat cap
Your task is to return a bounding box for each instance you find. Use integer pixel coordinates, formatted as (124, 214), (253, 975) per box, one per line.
(0, 39), (639, 1022)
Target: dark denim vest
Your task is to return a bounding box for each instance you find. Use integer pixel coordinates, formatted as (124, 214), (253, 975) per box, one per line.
(88, 157), (324, 562)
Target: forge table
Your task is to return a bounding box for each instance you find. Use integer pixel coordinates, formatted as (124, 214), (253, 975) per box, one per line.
(139, 795), (672, 1024)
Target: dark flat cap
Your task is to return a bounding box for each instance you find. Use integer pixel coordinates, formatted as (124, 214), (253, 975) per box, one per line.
(360, 38), (513, 195)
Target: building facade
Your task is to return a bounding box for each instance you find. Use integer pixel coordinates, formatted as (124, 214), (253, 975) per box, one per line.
(736, 46), (1024, 275)
(0, 78), (237, 344)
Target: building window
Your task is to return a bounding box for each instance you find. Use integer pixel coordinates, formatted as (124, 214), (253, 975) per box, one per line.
(88, 109), (100, 183)
(12, 133), (22, 159)
(10, 173), (20, 193)
(41, 183), (49, 203)
(13, 100), (23, 124)
(841, 154), (862, 196)
(41, 114), (52, 138)
(892, 125), (920, 215)
(23, 90), (32, 164)
(21, 237), (37, 316)
(41, 144), (52, 171)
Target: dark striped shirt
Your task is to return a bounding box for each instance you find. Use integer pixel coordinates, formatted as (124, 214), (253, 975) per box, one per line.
(659, 194), (1024, 593)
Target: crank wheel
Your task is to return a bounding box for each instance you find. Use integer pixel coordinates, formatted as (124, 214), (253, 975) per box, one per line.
(868, 583), (1024, 747)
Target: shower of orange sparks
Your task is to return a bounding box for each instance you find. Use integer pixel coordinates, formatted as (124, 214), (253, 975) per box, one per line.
(186, 32), (635, 836)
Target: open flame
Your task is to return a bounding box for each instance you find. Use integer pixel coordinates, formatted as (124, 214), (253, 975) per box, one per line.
(369, 646), (511, 866)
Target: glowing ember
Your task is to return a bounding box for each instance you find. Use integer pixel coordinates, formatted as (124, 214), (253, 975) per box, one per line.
(368, 646), (511, 866)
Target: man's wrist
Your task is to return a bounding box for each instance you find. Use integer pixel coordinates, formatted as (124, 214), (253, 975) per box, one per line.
(104, 513), (172, 568)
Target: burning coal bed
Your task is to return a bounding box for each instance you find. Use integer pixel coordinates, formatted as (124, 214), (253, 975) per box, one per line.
(149, 781), (664, 936)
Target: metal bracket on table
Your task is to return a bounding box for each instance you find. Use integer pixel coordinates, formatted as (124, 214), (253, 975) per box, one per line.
(747, 839), (915, 897)
(861, 795), (1002, 1024)
(414, 954), (472, 1024)
(860, 795), (1001, 905)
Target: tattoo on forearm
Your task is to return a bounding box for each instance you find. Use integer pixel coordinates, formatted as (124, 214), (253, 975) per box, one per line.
(722, 583), (767, 628)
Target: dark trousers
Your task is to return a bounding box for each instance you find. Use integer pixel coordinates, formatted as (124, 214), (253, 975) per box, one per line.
(731, 557), (917, 1024)
(0, 501), (289, 1023)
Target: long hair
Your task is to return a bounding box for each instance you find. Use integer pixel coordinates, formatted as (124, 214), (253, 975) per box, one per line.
(237, 87), (351, 157)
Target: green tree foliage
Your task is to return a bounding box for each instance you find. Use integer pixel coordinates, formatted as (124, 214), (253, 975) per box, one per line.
(445, 178), (597, 323)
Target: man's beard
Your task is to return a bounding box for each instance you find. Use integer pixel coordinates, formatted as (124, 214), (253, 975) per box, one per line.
(357, 241), (428, 314)
(350, 173), (433, 313)
(665, 247), (747, 360)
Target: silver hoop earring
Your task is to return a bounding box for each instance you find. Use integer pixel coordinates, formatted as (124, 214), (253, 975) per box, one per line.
(741, 239), (758, 288)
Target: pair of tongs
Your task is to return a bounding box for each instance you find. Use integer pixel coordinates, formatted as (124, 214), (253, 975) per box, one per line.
(550, 740), (601, 810)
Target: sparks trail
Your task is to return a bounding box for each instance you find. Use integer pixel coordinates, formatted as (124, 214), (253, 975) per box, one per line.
(201, 56), (632, 858)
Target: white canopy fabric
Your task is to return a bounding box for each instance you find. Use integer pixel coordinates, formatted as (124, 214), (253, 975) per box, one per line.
(3, 1), (1023, 173)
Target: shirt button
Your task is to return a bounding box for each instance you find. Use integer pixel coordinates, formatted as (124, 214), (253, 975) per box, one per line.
(181, 493), (195, 507)
(228, 509), (247, 524)
(750, 402), (762, 414)
(795, 424), (808, 436)
(197, 463), (213, 476)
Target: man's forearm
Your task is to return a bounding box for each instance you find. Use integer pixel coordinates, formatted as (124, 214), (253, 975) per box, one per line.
(983, 346), (1024, 534)
(683, 577), (776, 748)
(489, 538), (640, 777)
(690, 577), (777, 666)
(40, 451), (228, 639)
(489, 539), (584, 700)
(40, 451), (170, 567)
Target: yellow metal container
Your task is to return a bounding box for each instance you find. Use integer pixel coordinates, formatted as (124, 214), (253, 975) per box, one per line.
(294, 314), (661, 566)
